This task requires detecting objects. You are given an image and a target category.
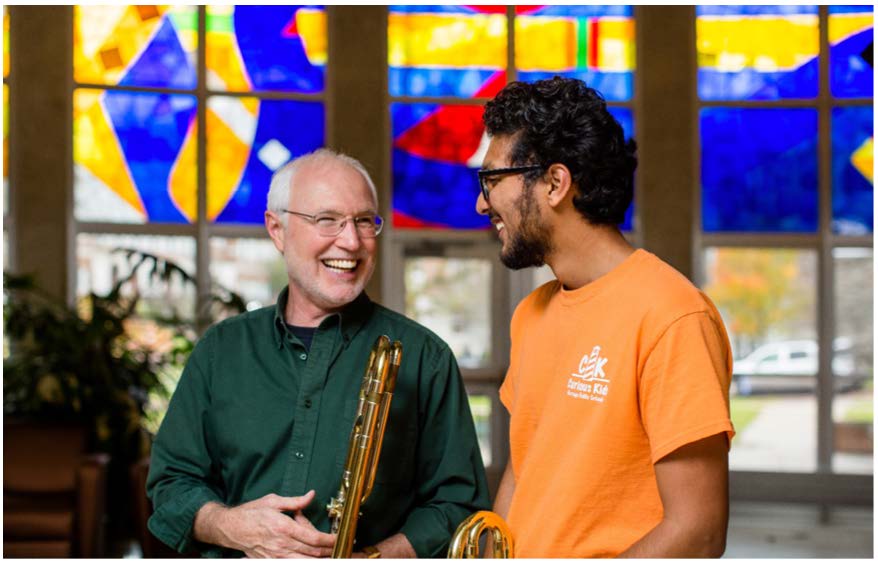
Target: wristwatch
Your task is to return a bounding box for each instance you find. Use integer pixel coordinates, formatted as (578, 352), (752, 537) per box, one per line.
(362, 545), (381, 559)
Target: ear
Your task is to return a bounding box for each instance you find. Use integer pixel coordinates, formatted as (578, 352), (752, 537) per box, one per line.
(544, 163), (573, 209)
(265, 211), (286, 254)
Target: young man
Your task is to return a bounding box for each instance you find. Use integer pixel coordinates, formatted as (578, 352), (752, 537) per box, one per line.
(147, 149), (490, 557)
(478, 77), (734, 557)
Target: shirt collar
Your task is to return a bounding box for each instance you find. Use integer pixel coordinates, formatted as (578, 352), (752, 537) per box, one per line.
(272, 286), (373, 349)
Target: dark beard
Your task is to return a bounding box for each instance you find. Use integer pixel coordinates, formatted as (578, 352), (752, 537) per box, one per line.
(499, 188), (552, 270)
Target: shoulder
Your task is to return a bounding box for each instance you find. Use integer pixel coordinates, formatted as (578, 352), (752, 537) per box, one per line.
(630, 251), (720, 321)
(196, 305), (276, 349)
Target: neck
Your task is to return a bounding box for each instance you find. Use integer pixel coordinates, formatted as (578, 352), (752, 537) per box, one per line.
(545, 216), (635, 290)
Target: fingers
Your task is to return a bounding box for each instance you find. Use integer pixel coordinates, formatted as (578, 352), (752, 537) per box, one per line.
(262, 490), (317, 512)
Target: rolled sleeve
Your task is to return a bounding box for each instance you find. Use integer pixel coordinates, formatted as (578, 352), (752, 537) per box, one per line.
(146, 330), (224, 555)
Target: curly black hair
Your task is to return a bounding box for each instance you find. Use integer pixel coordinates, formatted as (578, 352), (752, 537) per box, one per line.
(482, 77), (637, 225)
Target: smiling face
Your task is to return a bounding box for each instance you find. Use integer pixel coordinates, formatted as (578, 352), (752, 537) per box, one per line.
(266, 158), (378, 323)
(476, 134), (553, 270)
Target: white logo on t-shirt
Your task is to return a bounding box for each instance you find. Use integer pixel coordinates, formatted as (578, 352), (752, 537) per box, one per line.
(566, 346), (611, 402)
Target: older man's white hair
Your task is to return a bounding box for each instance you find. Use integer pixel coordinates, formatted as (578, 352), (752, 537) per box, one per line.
(266, 148), (378, 227)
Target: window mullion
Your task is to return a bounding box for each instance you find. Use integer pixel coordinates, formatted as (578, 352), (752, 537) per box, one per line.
(195, 5), (210, 334)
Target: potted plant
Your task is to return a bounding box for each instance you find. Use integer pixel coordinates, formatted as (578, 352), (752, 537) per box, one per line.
(4, 248), (245, 541)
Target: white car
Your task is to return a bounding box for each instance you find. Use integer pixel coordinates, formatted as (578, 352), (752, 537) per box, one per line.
(732, 339), (863, 396)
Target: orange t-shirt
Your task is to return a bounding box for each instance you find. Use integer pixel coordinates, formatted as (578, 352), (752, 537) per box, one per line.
(500, 249), (734, 558)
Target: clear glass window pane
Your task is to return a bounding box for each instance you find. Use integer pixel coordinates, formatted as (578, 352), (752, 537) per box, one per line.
(829, 5), (874, 98)
(515, 5), (634, 101)
(701, 108), (818, 232)
(76, 232), (196, 325)
(74, 89), (197, 224)
(467, 393), (493, 467)
(207, 96), (324, 224)
(696, 5), (818, 100)
(205, 5), (326, 93)
(74, 6), (197, 89)
(703, 247), (818, 472)
(209, 237), (287, 315)
(832, 247), (873, 474)
(404, 257), (492, 368)
(388, 5), (507, 98)
(832, 106), (873, 235)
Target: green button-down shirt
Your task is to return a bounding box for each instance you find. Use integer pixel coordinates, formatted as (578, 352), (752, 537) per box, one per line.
(146, 289), (490, 557)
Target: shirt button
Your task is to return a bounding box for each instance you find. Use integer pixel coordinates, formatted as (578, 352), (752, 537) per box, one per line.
(299, 353), (308, 360)
(304, 399), (312, 408)
(294, 451), (305, 460)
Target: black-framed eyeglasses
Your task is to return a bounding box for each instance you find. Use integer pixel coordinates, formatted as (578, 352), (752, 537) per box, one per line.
(281, 209), (384, 238)
(477, 165), (545, 202)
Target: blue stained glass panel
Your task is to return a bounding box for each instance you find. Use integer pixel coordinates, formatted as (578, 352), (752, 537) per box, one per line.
(101, 91), (197, 223)
(392, 102), (488, 229)
(209, 98), (325, 224)
(696, 6), (819, 100)
(206, 5), (326, 93)
(608, 107), (635, 231)
(830, 6), (874, 98)
(392, 102), (636, 230)
(832, 106), (874, 235)
(701, 108), (818, 232)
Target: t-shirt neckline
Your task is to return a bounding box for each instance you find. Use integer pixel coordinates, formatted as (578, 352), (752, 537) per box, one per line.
(557, 248), (649, 306)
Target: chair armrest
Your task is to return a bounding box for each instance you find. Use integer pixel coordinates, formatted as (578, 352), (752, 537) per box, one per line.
(76, 453), (110, 557)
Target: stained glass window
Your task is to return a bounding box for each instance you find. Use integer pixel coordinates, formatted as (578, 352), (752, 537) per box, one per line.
(388, 5), (507, 98)
(205, 5), (326, 93)
(73, 6), (326, 226)
(74, 6), (198, 89)
(701, 108), (818, 232)
(74, 89), (197, 224)
(832, 106), (873, 235)
(392, 102), (635, 230)
(696, 5), (819, 100)
(207, 97), (324, 224)
(829, 5), (874, 98)
(515, 5), (635, 101)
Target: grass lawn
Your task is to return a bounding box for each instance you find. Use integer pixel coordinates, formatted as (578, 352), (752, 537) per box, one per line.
(729, 397), (765, 439)
(842, 400), (873, 424)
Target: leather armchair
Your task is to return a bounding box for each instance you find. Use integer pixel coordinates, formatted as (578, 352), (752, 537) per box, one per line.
(3, 421), (109, 558)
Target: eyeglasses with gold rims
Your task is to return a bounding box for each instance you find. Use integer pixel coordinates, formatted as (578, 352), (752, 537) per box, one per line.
(477, 164), (545, 203)
(282, 210), (385, 238)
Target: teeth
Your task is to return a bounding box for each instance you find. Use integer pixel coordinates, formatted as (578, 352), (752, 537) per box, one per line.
(323, 259), (357, 271)
(495, 222), (505, 232)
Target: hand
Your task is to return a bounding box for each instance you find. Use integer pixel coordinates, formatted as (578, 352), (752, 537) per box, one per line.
(202, 490), (336, 558)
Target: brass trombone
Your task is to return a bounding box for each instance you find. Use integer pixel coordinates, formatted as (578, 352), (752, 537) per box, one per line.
(327, 335), (402, 558)
(448, 510), (514, 558)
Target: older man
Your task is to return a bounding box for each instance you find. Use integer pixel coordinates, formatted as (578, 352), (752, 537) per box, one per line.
(147, 149), (490, 558)
(478, 77), (735, 557)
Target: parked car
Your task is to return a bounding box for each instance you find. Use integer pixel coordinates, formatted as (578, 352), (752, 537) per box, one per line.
(732, 339), (866, 396)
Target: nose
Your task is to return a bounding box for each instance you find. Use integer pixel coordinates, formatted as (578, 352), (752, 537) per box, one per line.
(476, 191), (490, 216)
(334, 219), (362, 251)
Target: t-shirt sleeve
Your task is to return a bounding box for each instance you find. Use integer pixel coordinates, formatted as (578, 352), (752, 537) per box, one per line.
(639, 311), (736, 463)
